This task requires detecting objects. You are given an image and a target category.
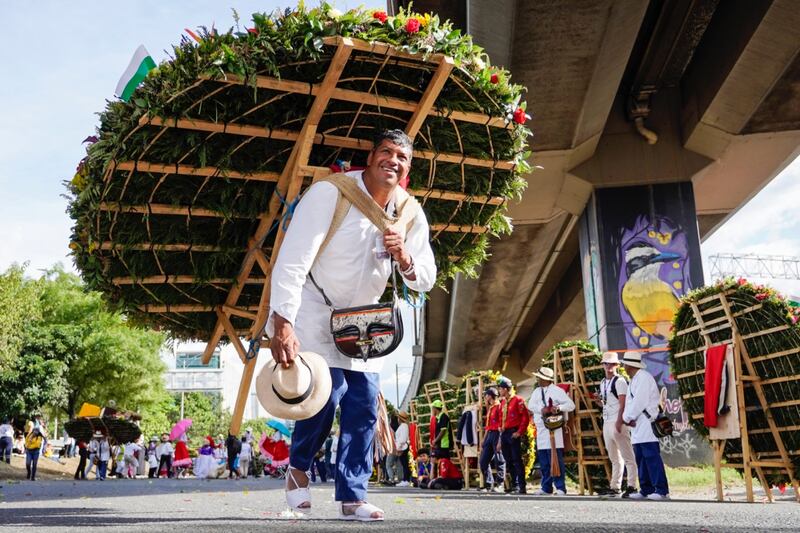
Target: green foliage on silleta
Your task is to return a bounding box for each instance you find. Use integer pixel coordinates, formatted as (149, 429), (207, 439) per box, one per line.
(669, 278), (800, 483)
(65, 4), (532, 340)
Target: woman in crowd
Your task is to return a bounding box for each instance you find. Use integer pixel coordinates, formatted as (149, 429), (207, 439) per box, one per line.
(24, 427), (43, 480)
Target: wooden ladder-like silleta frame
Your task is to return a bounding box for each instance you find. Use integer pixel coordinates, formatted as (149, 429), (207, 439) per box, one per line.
(674, 291), (800, 503)
(552, 346), (611, 495)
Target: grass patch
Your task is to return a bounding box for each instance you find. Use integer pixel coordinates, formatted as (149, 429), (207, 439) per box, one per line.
(665, 465), (743, 493)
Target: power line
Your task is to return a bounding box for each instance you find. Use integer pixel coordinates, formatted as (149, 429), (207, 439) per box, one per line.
(708, 253), (800, 281)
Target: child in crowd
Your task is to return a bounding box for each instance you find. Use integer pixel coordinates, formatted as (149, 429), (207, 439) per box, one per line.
(428, 457), (464, 490)
(415, 448), (432, 488)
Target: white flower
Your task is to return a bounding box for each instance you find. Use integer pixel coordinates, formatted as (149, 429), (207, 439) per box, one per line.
(329, 8), (343, 18)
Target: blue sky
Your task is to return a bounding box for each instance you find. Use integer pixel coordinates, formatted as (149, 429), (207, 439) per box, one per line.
(1, 2), (798, 403)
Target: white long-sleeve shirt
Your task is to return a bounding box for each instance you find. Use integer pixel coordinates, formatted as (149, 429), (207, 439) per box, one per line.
(528, 384), (575, 449)
(622, 369), (661, 444)
(394, 422), (409, 452)
(268, 171), (436, 373)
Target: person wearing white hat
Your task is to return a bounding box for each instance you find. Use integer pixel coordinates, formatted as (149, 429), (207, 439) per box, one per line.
(596, 351), (638, 497)
(528, 367), (575, 495)
(621, 351), (670, 500)
(266, 129), (436, 521)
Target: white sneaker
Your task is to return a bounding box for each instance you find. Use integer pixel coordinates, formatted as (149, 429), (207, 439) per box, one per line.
(554, 489), (566, 496)
(397, 481), (409, 487)
(491, 486), (504, 493)
(646, 493), (669, 500)
(531, 489), (551, 496)
(627, 492), (646, 500)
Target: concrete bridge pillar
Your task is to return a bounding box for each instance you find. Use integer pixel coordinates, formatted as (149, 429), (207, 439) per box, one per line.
(578, 181), (707, 464)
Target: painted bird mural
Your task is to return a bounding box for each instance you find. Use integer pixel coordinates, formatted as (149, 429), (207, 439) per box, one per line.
(616, 215), (693, 385)
(621, 244), (682, 341)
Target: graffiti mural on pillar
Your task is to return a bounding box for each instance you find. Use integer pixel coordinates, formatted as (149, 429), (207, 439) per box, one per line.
(617, 214), (691, 386)
(585, 183), (708, 464)
(595, 182), (704, 388)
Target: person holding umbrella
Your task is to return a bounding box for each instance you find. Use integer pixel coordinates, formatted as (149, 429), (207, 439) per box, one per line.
(169, 419), (192, 478)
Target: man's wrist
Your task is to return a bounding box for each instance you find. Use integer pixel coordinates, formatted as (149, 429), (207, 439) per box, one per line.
(398, 254), (413, 273)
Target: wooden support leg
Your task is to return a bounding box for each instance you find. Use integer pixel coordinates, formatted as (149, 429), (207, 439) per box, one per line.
(230, 353), (258, 437)
(713, 440), (725, 502)
(754, 462), (772, 502)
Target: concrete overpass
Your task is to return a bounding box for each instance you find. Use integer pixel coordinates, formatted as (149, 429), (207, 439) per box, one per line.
(393, 0), (800, 395)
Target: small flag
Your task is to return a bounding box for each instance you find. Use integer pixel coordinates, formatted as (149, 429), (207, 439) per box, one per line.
(115, 45), (156, 102)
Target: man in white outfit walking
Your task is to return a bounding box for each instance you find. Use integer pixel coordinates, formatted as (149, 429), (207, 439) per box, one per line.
(596, 351), (638, 497)
(621, 351), (670, 500)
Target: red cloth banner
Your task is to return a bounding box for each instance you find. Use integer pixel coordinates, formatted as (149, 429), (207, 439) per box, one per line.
(704, 344), (727, 427)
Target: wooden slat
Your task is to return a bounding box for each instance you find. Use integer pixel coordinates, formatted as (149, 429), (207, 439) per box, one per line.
(216, 307), (248, 365)
(114, 161), (282, 182)
(137, 304), (260, 313)
(98, 204), (488, 233)
(100, 242), (225, 252)
(405, 56), (454, 138)
(112, 275), (266, 285)
(139, 116), (516, 172)
(741, 324), (789, 340)
(204, 72), (509, 128)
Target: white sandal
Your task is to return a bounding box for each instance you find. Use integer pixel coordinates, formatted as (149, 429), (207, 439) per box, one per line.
(338, 502), (385, 522)
(285, 467), (311, 512)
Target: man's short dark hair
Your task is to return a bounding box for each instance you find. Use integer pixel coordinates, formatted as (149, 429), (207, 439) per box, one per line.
(372, 129), (413, 154)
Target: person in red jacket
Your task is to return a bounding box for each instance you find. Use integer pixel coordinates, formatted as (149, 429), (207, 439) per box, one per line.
(428, 457), (463, 490)
(478, 387), (506, 492)
(498, 377), (530, 494)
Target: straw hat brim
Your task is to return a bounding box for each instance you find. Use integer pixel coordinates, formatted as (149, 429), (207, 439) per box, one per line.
(621, 359), (646, 369)
(255, 351), (332, 421)
(532, 371), (554, 381)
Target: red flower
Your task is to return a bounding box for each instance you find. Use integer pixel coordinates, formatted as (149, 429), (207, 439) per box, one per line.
(405, 18), (421, 33)
(755, 293), (768, 301)
(490, 73), (499, 84)
(512, 107), (527, 124)
(737, 277), (747, 286)
(373, 11), (388, 23)
(247, 27), (259, 35)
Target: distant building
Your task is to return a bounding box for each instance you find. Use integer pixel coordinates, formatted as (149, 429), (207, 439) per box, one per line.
(161, 341), (275, 421)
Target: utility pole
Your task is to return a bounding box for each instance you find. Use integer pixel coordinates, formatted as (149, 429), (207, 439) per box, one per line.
(395, 364), (400, 408)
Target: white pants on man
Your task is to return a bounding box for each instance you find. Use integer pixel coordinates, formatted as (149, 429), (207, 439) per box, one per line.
(603, 421), (638, 490)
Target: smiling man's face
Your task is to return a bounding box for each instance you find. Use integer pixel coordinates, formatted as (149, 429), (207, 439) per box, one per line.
(365, 139), (412, 188)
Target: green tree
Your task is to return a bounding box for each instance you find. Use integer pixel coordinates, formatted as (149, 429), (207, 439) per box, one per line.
(0, 264), (169, 420)
(0, 263), (42, 367)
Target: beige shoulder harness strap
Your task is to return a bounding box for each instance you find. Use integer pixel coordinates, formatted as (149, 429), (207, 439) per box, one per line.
(316, 173), (420, 258)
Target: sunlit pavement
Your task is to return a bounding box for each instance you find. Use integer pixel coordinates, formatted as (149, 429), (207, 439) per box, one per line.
(1, 477), (798, 532)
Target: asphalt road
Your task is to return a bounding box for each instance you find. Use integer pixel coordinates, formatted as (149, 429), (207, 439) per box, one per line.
(1, 478), (797, 532)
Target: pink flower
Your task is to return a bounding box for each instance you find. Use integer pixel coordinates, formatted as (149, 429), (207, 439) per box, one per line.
(490, 73), (499, 84)
(755, 293), (768, 301)
(513, 107), (527, 124)
(373, 11), (388, 23)
(405, 18), (421, 33)
(737, 278), (747, 286)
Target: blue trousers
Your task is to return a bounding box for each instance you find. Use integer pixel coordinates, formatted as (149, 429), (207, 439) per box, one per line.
(291, 368), (379, 502)
(97, 460), (108, 480)
(500, 429), (525, 491)
(479, 430), (505, 488)
(25, 450), (40, 480)
(633, 442), (669, 496)
(538, 447), (566, 493)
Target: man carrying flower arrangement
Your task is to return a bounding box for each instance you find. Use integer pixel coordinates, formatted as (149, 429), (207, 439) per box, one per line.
(497, 377), (530, 494)
(268, 129), (436, 521)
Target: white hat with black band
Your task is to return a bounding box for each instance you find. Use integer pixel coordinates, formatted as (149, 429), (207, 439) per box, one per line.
(255, 352), (332, 421)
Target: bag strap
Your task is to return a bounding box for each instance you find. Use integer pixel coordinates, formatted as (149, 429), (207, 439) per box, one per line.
(315, 173), (420, 258)
(610, 375), (620, 400)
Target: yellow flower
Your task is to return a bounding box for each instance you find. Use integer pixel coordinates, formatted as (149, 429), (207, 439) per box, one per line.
(420, 13), (432, 28)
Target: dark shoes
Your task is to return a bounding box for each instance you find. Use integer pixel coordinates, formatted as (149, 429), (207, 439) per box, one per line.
(621, 486), (638, 498)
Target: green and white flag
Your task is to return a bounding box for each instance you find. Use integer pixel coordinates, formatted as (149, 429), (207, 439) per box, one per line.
(115, 45), (156, 102)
